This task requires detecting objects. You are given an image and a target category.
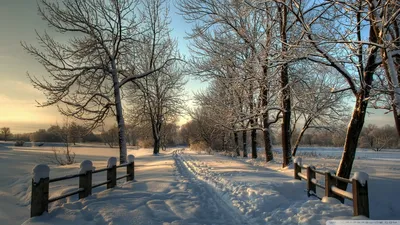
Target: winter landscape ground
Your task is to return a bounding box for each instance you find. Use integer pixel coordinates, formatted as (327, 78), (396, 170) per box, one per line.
(0, 142), (399, 225)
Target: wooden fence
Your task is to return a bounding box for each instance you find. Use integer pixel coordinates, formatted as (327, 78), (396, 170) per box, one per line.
(31, 155), (135, 218)
(294, 158), (369, 218)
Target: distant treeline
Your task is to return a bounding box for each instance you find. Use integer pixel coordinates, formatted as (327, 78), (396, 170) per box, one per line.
(10, 124), (102, 144)
(4, 122), (398, 151)
(4, 122), (183, 148)
(179, 121), (400, 152)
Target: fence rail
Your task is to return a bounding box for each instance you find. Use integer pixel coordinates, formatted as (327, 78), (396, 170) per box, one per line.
(31, 155), (135, 218)
(294, 158), (369, 218)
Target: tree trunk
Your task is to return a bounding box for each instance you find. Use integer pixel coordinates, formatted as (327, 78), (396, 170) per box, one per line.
(278, 3), (292, 168)
(261, 84), (273, 162)
(391, 107), (400, 137)
(292, 128), (306, 157)
(251, 125), (257, 159)
(234, 131), (240, 156)
(153, 136), (160, 155)
(336, 5), (379, 191)
(111, 60), (127, 164)
(336, 92), (369, 190)
(381, 49), (400, 137)
(242, 130), (248, 157)
(222, 132), (226, 151)
(292, 121), (310, 157)
(263, 125), (273, 162)
(152, 121), (161, 155)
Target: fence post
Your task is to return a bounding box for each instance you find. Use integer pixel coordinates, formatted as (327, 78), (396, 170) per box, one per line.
(127, 154), (135, 181)
(294, 158), (302, 180)
(352, 172), (369, 217)
(307, 166), (316, 196)
(79, 160), (93, 199)
(107, 157), (117, 189)
(325, 172), (334, 197)
(31, 164), (50, 217)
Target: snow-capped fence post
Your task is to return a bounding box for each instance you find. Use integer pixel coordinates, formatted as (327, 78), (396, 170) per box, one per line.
(127, 154), (135, 181)
(324, 172), (334, 198)
(79, 160), (93, 199)
(31, 164), (50, 217)
(306, 166), (316, 196)
(294, 158), (302, 180)
(107, 157), (117, 189)
(352, 172), (369, 217)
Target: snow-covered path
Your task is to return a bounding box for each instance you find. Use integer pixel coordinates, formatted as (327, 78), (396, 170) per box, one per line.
(174, 149), (353, 225)
(172, 150), (247, 225)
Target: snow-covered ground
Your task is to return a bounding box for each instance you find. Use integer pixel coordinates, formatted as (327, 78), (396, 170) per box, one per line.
(0, 142), (399, 225)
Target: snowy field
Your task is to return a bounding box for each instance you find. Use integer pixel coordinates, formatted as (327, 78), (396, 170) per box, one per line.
(0, 142), (399, 225)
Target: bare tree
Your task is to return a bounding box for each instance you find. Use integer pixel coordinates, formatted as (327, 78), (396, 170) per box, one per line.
(0, 127), (11, 142)
(360, 124), (399, 151)
(22, 0), (177, 163)
(290, 65), (349, 156)
(366, 0), (400, 136)
(42, 119), (76, 165)
(127, 0), (186, 155)
(286, 1), (392, 190)
(101, 126), (119, 148)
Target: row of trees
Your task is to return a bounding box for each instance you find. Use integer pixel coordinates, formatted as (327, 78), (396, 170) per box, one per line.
(1, 123), (101, 144)
(181, 120), (400, 150)
(177, 0), (400, 190)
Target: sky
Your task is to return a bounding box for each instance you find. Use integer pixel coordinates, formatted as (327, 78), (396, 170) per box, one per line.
(0, 0), (394, 134)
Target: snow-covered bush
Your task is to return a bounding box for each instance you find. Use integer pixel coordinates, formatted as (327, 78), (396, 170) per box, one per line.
(42, 147), (76, 166)
(14, 140), (25, 146)
(190, 141), (213, 154)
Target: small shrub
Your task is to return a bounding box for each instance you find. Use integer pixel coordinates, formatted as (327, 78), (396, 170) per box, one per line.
(14, 140), (25, 146)
(138, 139), (153, 148)
(43, 147), (76, 166)
(190, 141), (212, 154)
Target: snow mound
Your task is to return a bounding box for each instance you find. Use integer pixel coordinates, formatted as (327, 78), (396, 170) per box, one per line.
(107, 157), (117, 168)
(322, 196), (342, 204)
(32, 164), (50, 183)
(293, 157), (302, 165)
(128, 154), (135, 163)
(352, 172), (369, 186)
(79, 160), (93, 174)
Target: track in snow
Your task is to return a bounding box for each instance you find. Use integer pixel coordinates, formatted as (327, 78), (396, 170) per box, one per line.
(172, 149), (249, 225)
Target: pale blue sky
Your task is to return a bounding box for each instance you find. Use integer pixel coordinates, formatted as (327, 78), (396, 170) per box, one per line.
(0, 0), (393, 133)
(0, 0), (208, 133)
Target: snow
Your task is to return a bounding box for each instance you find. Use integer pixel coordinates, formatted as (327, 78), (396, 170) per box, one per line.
(0, 142), (399, 224)
(32, 164), (50, 183)
(322, 197), (342, 204)
(79, 160), (93, 174)
(127, 154), (135, 163)
(352, 172), (369, 186)
(331, 186), (353, 200)
(293, 157), (302, 165)
(107, 157), (117, 168)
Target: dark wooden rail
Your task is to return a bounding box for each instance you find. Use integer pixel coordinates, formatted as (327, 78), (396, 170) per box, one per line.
(294, 158), (369, 218)
(31, 155), (135, 218)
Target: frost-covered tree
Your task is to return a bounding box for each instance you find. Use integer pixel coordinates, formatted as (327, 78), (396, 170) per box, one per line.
(1, 127), (11, 142)
(290, 65), (349, 156)
(367, 0), (400, 136)
(22, 0), (177, 163)
(127, 0), (186, 155)
(288, 0), (398, 190)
